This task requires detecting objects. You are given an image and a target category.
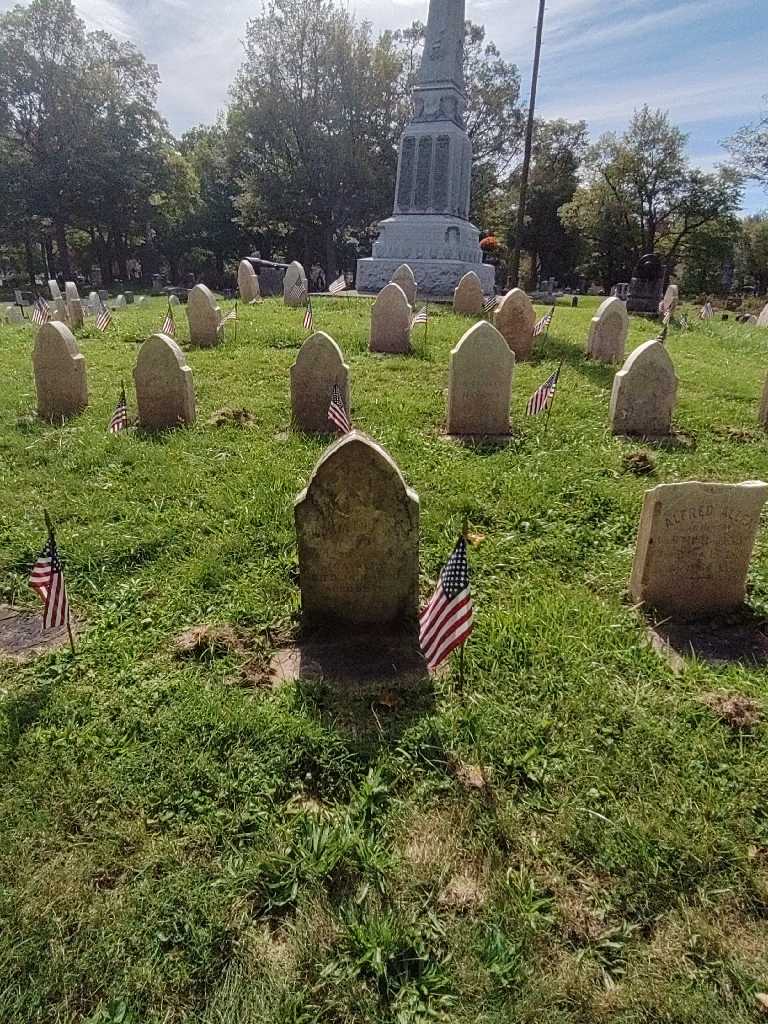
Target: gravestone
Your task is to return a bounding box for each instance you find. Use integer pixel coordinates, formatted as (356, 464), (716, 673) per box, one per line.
(294, 431), (419, 627)
(186, 284), (222, 347)
(626, 253), (665, 315)
(50, 298), (69, 324)
(760, 373), (768, 429)
(663, 283), (679, 312)
(452, 271), (484, 316)
(124, 292), (134, 305)
(4, 305), (23, 324)
(609, 339), (678, 436)
(757, 303), (768, 328)
(238, 259), (260, 303)
(447, 321), (514, 436)
(98, 289), (109, 301)
(133, 333), (195, 429)
(586, 296), (628, 363)
(64, 281), (83, 328)
(88, 291), (100, 311)
(169, 294), (181, 306)
(283, 261), (308, 307)
(290, 331), (350, 434)
(48, 279), (62, 300)
(33, 322), (88, 421)
(369, 282), (412, 354)
(136, 295), (146, 305)
(630, 480), (768, 616)
(115, 294), (127, 308)
(391, 264), (417, 307)
(494, 288), (535, 360)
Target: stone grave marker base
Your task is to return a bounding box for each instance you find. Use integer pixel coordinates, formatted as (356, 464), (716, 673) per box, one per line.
(644, 609), (768, 671)
(269, 627), (428, 687)
(0, 605), (76, 661)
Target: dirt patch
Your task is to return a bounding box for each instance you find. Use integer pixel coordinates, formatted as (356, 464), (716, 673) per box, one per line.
(702, 691), (762, 730)
(207, 407), (256, 428)
(438, 870), (487, 913)
(621, 449), (656, 476)
(0, 605), (74, 661)
(173, 623), (244, 659)
(451, 757), (491, 794)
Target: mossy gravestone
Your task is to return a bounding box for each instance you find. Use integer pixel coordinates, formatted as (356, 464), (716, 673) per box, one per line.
(134, 333), (195, 429)
(237, 259), (260, 303)
(290, 331), (350, 434)
(294, 431), (419, 627)
(609, 339), (677, 436)
(586, 296), (628, 363)
(452, 271), (484, 316)
(630, 480), (768, 616)
(33, 322), (88, 421)
(391, 263), (417, 307)
(283, 261), (308, 307)
(187, 284), (222, 347)
(369, 282), (412, 354)
(447, 321), (514, 436)
(494, 288), (535, 360)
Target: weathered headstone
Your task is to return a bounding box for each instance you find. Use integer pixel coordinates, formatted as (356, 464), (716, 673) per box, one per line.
(64, 281), (84, 328)
(87, 290), (100, 311)
(369, 282), (412, 354)
(283, 261), (308, 307)
(626, 253), (665, 315)
(294, 431), (419, 626)
(186, 284), (222, 347)
(51, 298), (69, 324)
(290, 331), (350, 434)
(136, 295), (146, 305)
(586, 296), (628, 363)
(32, 322), (88, 421)
(447, 321), (514, 436)
(494, 288), (535, 360)
(237, 259), (260, 303)
(133, 333), (195, 429)
(169, 294), (181, 307)
(115, 294), (127, 308)
(48, 279), (62, 300)
(391, 264), (417, 307)
(630, 480), (768, 616)
(760, 373), (768, 429)
(609, 339), (678, 436)
(757, 302), (768, 328)
(452, 271), (484, 316)
(4, 305), (23, 324)
(662, 283), (679, 312)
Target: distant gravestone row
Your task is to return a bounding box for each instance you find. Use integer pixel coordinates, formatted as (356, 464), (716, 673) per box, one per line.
(186, 284), (222, 347)
(495, 288), (535, 361)
(587, 297), (628, 364)
(370, 283), (412, 354)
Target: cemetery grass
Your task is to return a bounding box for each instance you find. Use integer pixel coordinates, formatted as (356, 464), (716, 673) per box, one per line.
(1, 297), (768, 1024)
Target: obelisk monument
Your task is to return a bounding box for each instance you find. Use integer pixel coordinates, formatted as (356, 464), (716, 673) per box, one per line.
(356, 0), (494, 299)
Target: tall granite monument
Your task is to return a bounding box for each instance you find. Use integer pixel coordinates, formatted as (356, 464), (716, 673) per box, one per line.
(356, 0), (494, 299)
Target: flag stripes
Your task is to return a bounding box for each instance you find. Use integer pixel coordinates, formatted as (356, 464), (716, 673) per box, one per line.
(526, 367), (560, 416)
(328, 382), (351, 433)
(29, 535), (70, 630)
(303, 300), (314, 332)
(96, 302), (113, 332)
(419, 536), (473, 671)
(328, 274), (346, 295)
(32, 296), (51, 325)
(533, 306), (555, 336)
(109, 386), (128, 434)
(412, 305), (429, 326)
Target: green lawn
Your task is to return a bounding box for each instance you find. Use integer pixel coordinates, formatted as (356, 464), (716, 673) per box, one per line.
(1, 295), (768, 1024)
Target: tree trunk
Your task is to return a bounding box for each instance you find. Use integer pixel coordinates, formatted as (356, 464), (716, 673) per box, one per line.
(24, 235), (36, 289)
(323, 224), (336, 281)
(44, 236), (55, 279)
(55, 217), (71, 279)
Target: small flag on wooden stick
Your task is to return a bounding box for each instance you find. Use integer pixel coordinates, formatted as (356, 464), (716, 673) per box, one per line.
(328, 274), (346, 295)
(328, 382), (351, 433)
(32, 296), (51, 325)
(412, 305), (429, 327)
(29, 514), (72, 644)
(533, 305), (555, 336)
(109, 382), (129, 434)
(162, 305), (176, 338)
(700, 302), (714, 320)
(419, 535), (474, 672)
(96, 300), (113, 332)
(303, 298), (314, 332)
(526, 365), (560, 417)
(482, 295), (497, 315)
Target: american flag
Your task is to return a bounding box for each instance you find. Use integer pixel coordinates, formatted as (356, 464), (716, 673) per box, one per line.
(96, 302), (112, 332)
(327, 382), (351, 433)
(162, 307), (176, 337)
(303, 300), (314, 332)
(412, 305), (429, 326)
(662, 307), (672, 326)
(32, 296), (51, 325)
(533, 306), (555, 337)
(29, 533), (70, 630)
(526, 366), (560, 416)
(328, 274), (346, 295)
(482, 295), (497, 315)
(419, 536), (474, 671)
(109, 385), (129, 434)
(680, 313), (690, 330)
(700, 302), (714, 320)
(222, 304), (238, 324)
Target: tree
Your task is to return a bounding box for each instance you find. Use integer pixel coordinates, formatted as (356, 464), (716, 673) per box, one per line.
(727, 103), (768, 191)
(678, 216), (742, 296)
(735, 214), (768, 294)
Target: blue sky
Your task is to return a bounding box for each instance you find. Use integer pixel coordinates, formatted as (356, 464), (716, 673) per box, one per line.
(3, 0), (766, 213)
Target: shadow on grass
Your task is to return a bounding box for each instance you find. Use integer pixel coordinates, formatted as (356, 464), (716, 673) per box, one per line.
(532, 334), (618, 389)
(645, 605), (768, 668)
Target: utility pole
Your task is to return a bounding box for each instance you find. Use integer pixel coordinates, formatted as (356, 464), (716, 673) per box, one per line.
(509, 0), (546, 289)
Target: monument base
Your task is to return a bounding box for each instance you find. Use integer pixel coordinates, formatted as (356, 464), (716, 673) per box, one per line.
(357, 256), (494, 300)
(356, 214), (495, 299)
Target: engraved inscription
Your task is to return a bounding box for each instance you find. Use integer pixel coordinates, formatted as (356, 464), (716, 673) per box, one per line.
(433, 135), (450, 211)
(415, 136), (434, 209)
(396, 137), (416, 211)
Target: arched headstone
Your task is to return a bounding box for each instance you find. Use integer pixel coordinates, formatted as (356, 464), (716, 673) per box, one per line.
(294, 431), (419, 626)
(64, 281), (84, 328)
(33, 322), (88, 421)
(662, 283), (679, 313)
(447, 321), (514, 436)
(290, 331), (350, 434)
(48, 279), (62, 300)
(133, 333), (195, 429)
(186, 284), (222, 347)
(390, 264), (417, 307)
(586, 296), (628, 363)
(609, 339), (677, 436)
(494, 288), (535, 360)
(169, 294), (181, 306)
(5, 305), (23, 324)
(630, 481), (768, 615)
(283, 261), (308, 307)
(238, 259), (260, 303)
(115, 294), (127, 308)
(452, 272), (484, 316)
(51, 298), (69, 324)
(369, 282), (412, 354)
